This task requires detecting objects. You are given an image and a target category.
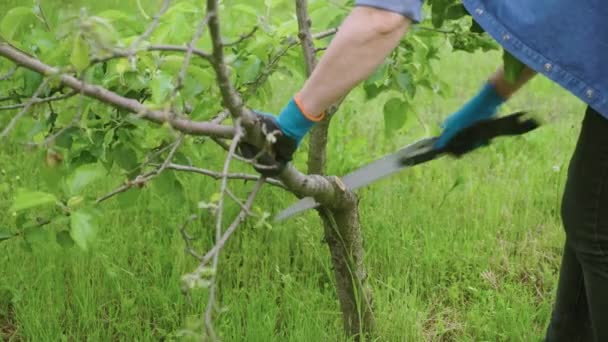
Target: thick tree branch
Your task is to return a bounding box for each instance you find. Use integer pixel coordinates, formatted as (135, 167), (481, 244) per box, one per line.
(0, 43), (234, 138)
(205, 0), (250, 123)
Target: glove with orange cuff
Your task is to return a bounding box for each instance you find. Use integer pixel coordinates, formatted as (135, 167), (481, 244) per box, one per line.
(238, 95), (324, 176)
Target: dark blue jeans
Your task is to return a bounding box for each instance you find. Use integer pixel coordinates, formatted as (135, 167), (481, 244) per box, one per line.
(545, 106), (608, 341)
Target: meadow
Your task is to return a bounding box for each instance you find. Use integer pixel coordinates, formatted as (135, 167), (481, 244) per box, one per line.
(0, 0), (586, 340)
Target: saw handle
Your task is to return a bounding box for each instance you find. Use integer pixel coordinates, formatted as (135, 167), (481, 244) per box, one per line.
(437, 111), (540, 157)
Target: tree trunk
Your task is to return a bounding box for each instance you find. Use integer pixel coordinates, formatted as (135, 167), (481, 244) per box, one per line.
(295, 1), (375, 338)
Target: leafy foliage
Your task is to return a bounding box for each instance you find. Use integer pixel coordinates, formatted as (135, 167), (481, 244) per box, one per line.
(0, 0), (503, 251)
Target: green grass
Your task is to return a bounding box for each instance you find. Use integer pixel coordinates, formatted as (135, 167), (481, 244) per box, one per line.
(0, 1), (587, 341)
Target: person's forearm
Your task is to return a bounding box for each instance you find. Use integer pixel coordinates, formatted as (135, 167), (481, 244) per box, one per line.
(297, 7), (411, 117)
(489, 65), (536, 99)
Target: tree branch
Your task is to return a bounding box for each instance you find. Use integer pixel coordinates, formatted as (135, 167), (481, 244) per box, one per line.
(1, 78), (50, 138)
(0, 90), (77, 111)
(201, 177), (264, 265)
(0, 66), (17, 81)
(96, 136), (184, 203)
(205, 0), (250, 123)
(164, 163), (284, 188)
(0, 43), (234, 138)
(223, 26), (259, 47)
(205, 120), (243, 341)
(129, 0), (172, 55)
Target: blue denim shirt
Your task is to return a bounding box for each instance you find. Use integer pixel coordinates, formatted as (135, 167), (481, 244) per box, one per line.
(463, 0), (608, 118)
(356, 0), (608, 118)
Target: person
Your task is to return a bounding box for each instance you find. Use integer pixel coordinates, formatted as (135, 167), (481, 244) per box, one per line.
(248, 1), (608, 340)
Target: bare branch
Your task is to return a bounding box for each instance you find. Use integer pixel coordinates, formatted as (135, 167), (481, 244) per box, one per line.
(129, 0), (172, 54)
(1, 78), (50, 138)
(223, 26), (259, 47)
(147, 45), (212, 60)
(0, 91), (77, 111)
(201, 177), (264, 265)
(96, 136), (184, 203)
(35, 86), (86, 147)
(241, 28), (337, 98)
(174, 15), (212, 97)
(180, 214), (202, 259)
(0, 43), (234, 138)
(164, 162), (284, 188)
(0, 66), (17, 81)
(205, 0), (250, 123)
(313, 27), (338, 40)
(296, 0), (318, 74)
(205, 120), (244, 341)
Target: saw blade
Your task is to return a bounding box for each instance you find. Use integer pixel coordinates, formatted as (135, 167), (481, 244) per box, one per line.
(274, 137), (439, 222)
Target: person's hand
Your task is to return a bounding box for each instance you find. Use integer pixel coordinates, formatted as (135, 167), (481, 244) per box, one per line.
(238, 112), (298, 177)
(238, 97), (321, 177)
(435, 83), (505, 149)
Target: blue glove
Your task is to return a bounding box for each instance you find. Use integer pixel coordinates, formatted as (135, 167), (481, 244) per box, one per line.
(435, 83), (505, 149)
(276, 97), (322, 145)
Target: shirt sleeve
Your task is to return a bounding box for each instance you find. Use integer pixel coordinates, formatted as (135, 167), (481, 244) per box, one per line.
(354, 0), (424, 23)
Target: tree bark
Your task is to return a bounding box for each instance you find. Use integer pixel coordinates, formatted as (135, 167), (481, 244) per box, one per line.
(295, 0), (375, 338)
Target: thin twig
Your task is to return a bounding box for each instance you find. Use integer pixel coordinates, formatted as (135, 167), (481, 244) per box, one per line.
(180, 214), (202, 259)
(164, 162), (284, 188)
(205, 0), (248, 122)
(147, 45), (212, 60)
(129, 0), (172, 55)
(0, 66), (17, 81)
(223, 26), (258, 47)
(313, 27), (338, 40)
(173, 15), (212, 98)
(204, 119), (243, 341)
(0, 91), (77, 111)
(201, 177), (264, 265)
(1, 78), (50, 138)
(96, 136), (184, 203)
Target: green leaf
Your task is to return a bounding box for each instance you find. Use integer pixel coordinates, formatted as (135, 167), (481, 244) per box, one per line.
(0, 229), (13, 243)
(470, 20), (484, 33)
(70, 34), (90, 72)
(0, 7), (34, 41)
(503, 50), (526, 84)
(231, 4), (259, 17)
(70, 209), (98, 251)
(383, 97), (409, 136)
(56, 230), (75, 248)
(24, 227), (52, 245)
(150, 72), (174, 104)
(23, 70), (44, 97)
(431, 0), (451, 28)
(363, 82), (384, 100)
(445, 4), (468, 20)
(111, 145), (138, 172)
(394, 72), (416, 98)
(66, 163), (105, 196)
(151, 171), (185, 203)
(10, 190), (58, 212)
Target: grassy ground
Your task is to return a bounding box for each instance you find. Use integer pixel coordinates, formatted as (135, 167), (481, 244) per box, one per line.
(0, 1), (587, 341)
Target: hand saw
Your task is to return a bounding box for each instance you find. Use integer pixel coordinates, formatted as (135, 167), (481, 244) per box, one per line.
(275, 112), (540, 222)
